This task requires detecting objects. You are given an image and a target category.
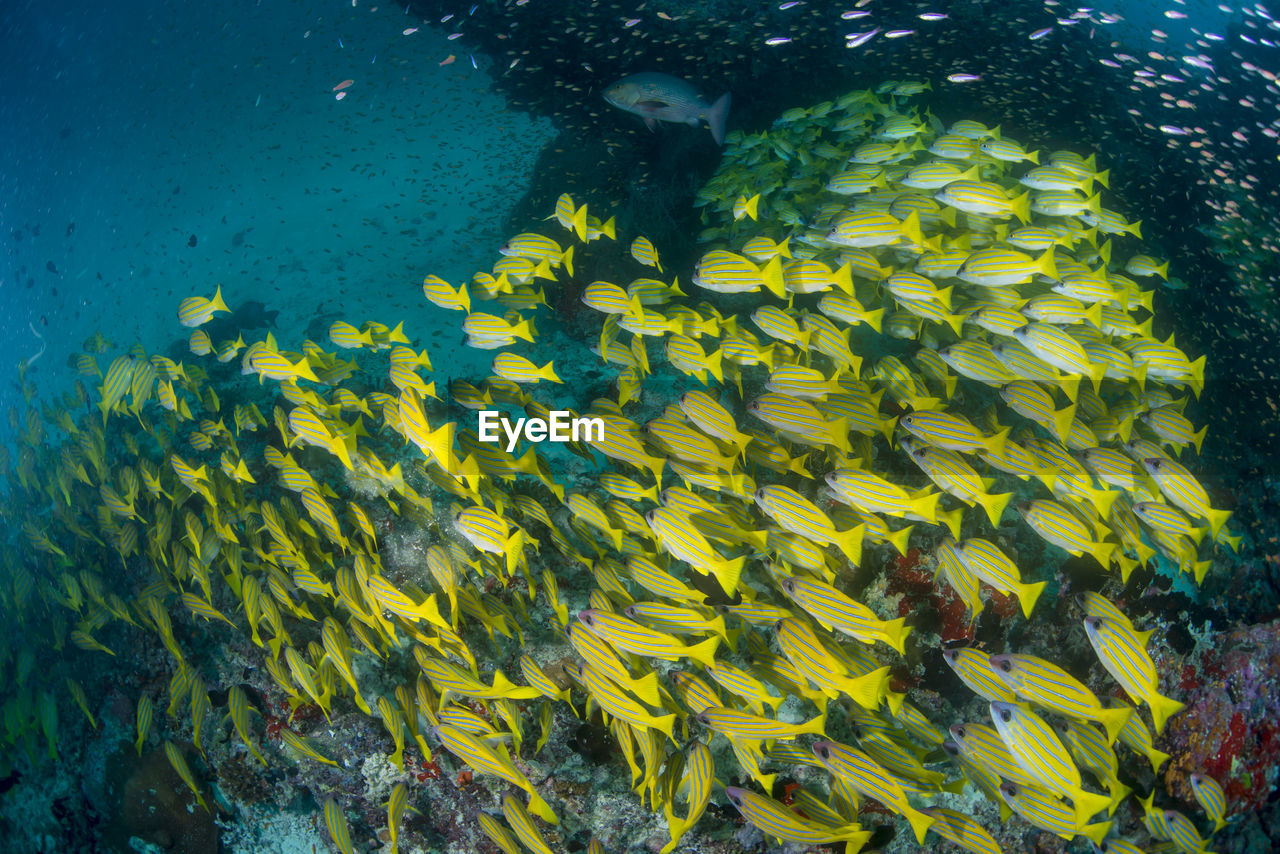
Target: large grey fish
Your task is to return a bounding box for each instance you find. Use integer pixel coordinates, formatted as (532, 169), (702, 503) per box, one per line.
(603, 72), (731, 144)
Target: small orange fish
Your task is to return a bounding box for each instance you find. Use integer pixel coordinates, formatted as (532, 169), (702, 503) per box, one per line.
(439, 54), (456, 66)
(332, 79), (354, 92)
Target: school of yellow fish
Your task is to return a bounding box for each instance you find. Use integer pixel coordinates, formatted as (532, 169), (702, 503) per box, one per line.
(0, 82), (1242, 853)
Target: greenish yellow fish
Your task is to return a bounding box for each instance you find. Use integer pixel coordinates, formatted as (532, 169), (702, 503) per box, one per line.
(164, 741), (210, 812)
(434, 723), (558, 823)
(724, 787), (871, 850)
(324, 799), (356, 854)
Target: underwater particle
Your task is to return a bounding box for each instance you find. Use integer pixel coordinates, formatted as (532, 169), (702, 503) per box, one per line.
(332, 79), (354, 91)
(187, 234), (197, 247)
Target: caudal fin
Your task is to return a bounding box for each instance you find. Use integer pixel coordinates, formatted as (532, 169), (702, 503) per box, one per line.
(706, 93), (731, 145)
(904, 804), (936, 845)
(1148, 691), (1186, 734)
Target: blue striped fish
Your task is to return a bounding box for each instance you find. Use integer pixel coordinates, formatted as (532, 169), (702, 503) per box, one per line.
(328, 320), (374, 349)
(954, 538), (1047, 619)
(751, 305), (809, 348)
(666, 669), (720, 715)
(942, 647), (1018, 702)
(1013, 322), (1108, 391)
(567, 623), (662, 708)
(582, 280), (642, 316)
(1019, 500), (1117, 567)
(645, 507), (744, 596)
(177, 285), (230, 327)
(990, 702), (1112, 824)
(421, 274), (470, 312)
(775, 618), (890, 710)
(1084, 614), (1184, 734)
(578, 609), (719, 668)
(1056, 719), (1130, 813)
(573, 662), (676, 741)
(920, 806), (1001, 854)
(899, 410), (1008, 457)
(812, 740), (936, 843)
(434, 723), (558, 822)
(826, 468), (939, 522)
(901, 438), (1010, 528)
(1163, 808), (1212, 854)
(778, 575), (908, 653)
(999, 780), (1111, 845)
(724, 787), (871, 848)
(678, 389), (752, 455)
(826, 209), (925, 249)
(957, 247), (1057, 287)
(698, 706), (825, 740)
(693, 250), (784, 297)
(948, 722), (1041, 788)
(704, 660), (780, 716)
(98, 356), (137, 420)
(501, 794), (554, 854)
(817, 293), (885, 332)
(323, 799), (356, 854)
(803, 313), (860, 370)
(660, 742), (712, 854)
(753, 485), (863, 564)
(478, 813), (523, 854)
(935, 180), (1030, 222)
(1189, 773), (1227, 833)
(989, 653), (1131, 742)
(748, 393), (850, 454)
(1140, 456), (1231, 537)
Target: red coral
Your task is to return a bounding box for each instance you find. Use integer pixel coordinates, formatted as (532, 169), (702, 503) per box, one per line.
(416, 758), (441, 783)
(885, 550), (974, 642)
(1205, 712), (1247, 781)
(1163, 619), (1280, 814)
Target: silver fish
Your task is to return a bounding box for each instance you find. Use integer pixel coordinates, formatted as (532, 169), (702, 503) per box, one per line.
(603, 72), (731, 144)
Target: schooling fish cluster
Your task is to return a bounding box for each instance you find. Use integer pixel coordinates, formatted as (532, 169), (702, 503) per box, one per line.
(0, 82), (1241, 853)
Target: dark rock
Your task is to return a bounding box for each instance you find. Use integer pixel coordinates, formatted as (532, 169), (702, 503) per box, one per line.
(102, 745), (219, 854)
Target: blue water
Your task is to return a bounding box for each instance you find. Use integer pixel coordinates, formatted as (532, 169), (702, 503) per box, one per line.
(0, 0), (554, 415)
(3, 0), (1280, 852)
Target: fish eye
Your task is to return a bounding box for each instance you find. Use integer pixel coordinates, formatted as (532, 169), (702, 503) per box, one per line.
(999, 660), (1011, 672)
(955, 725), (966, 737)
(999, 709), (1012, 722)
(814, 744), (828, 758)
